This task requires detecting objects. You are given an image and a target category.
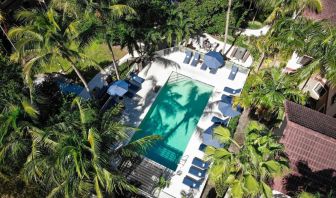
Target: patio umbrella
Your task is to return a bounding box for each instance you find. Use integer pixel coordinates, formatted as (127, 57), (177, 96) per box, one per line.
(202, 125), (222, 148)
(107, 80), (129, 97)
(204, 51), (224, 69)
(218, 102), (241, 118)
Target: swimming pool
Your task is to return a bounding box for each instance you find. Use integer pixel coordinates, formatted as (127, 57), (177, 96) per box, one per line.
(131, 72), (213, 170)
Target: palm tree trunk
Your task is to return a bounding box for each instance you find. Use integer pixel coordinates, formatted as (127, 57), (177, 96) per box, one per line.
(223, 0), (232, 56)
(64, 55), (90, 92)
(256, 52), (265, 71)
(301, 73), (312, 91)
(0, 25), (16, 51)
(107, 41), (120, 80)
(229, 108), (251, 154)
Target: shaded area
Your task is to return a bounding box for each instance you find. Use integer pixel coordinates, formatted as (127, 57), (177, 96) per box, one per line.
(284, 161), (336, 196)
(131, 73), (213, 170)
(119, 157), (172, 197)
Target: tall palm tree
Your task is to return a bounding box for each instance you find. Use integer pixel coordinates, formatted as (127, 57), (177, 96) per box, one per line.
(0, 101), (38, 178)
(223, 0), (232, 55)
(264, 0), (323, 24)
(236, 68), (307, 122)
(50, 0), (137, 80)
(205, 123), (289, 198)
(23, 98), (160, 197)
(9, 9), (99, 93)
(0, 10), (16, 50)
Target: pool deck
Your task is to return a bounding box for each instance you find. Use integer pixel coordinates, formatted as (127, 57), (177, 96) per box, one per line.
(122, 49), (250, 198)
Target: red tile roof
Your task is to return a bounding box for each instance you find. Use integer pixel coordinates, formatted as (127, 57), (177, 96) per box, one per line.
(304, 0), (336, 23)
(273, 101), (336, 196)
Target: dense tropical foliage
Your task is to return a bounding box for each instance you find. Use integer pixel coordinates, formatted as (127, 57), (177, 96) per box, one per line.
(205, 123), (289, 198)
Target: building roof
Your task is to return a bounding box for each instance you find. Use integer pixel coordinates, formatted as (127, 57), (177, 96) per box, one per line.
(285, 101), (336, 138)
(273, 101), (336, 196)
(304, 0), (336, 23)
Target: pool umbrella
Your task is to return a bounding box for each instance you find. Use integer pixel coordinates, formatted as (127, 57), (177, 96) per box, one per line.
(218, 102), (241, 118)
(202, 125), (222, 148)
(204, 51), (224, 69)
(107, 80), (129, 97)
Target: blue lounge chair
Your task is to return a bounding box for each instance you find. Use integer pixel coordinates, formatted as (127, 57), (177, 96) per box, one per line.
(228, 65), (238, 80)
(223, 87), (242, 95)
(199, 143), (207, 151)
(130, 72), (145, 84)
(211, 116), (229, 126)
(189, 166), (207, 178)
(209, 68), (218, 74)
(182, 176), (203, 189)
(192, 157), (210, 169)
(183, 51), (193, 64)
(190, 52), (200, 67)
(221, 95), (233, 104)
(200, 63), (207, 70)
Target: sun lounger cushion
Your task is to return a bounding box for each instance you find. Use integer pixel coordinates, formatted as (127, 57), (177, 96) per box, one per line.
(131, 74), (145, 84)
(228, 65), (238, 80)
(223, 87), (242, 95)
(189, 166), (207, 178)
(191, 52), (200, 66)
(221, 95), (233, 104)
(183, 51), (193, 64)
(200, 63), (207, 70)
(211, 116), (229, 126)
(183, 176), (202, 189)
(199, 143), (207, 151)
(192, 157), (210, 169)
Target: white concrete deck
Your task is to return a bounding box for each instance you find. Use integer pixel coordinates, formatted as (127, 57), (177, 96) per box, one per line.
(121, 50), (250, 198)
(189, 33), (254, 69)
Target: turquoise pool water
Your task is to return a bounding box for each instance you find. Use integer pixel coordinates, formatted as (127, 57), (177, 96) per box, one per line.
(131, 73), (213, 170)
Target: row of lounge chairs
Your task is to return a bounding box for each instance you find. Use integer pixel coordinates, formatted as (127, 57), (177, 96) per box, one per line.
(182, 157), (210, 189)
(184, 51), (219, 74)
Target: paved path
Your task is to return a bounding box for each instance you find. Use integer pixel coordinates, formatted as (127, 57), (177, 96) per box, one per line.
(240, 25), (270, 37)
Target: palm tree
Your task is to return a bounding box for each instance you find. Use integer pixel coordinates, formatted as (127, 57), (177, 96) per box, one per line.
(205, 123), (289, 198)
(223, 0), (232, 55)
(0, 10), (16, 50)
(236, 68), (307, 122)
(9, 9), (100, 94)
(23, 98), (160, 197)
(264, 0), (323, 24)
(0, 101), (38, 179)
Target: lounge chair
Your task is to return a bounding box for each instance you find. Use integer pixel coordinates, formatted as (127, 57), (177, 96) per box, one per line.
(209, 68), (218, 74)
(192, 157), (210, 169)
(211, 116), (229, 126)
(228, 65), (238, 80)
(223, 87), (242, 95)
(190, 52), (200, 67)
(242, 51), (250, 63)
(130, 72), (145, 84)
(221, 95), (233, 104)
(183, 51), (193, 64)
(199, 143), (207, 151)
(189, 166), (207, 178)
(234, 48), (247, 60)
(230, 47), (238, 57)
(182, 176), (203, 189)
(200, 63), (207, 70)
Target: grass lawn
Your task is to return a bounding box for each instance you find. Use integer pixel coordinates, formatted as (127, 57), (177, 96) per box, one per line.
(41, 41), (128, 74)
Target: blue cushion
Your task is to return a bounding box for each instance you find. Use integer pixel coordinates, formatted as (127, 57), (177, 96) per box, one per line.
(192, 157), (210, 169)
(182, 176), (202, 189)
(189, 166), (207, 178)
